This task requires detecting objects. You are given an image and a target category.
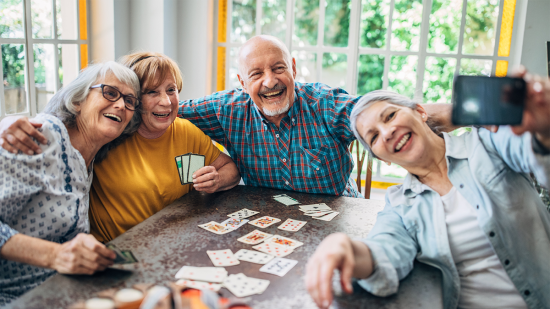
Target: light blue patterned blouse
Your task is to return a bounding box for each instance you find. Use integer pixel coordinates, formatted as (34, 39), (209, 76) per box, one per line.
(0, 114), (92, 306)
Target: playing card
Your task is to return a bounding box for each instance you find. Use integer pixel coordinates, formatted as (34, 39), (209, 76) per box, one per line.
(245, 276), (270, 294)
(234, 249), (275, 264)
(227, 208), (259, 219)
(277, 218), (307, 232)
(198, 221), (233, 234)
(223, 274), (270, 297)
(220, 218), (249, 230)
(303, 210), (334, 217)
(273, 196), (300, 206)
(175, 279), (222, 292)
(264, 235), (303, 249)
(121, 250), (138, 263)
(259, 258), (298, 277)
(237, 230), (273, 245)
(175, 156), (183, 185)
(187, 154), (205, 183)
(207, 249), (240, 266)
(299, 203), (332, 212)
(248, 216), (281, 228)
(314, 211), (340, 221)
(175, 266), (227, 283)
(106, 244), (128, 264)
(252, 242), (294, 257)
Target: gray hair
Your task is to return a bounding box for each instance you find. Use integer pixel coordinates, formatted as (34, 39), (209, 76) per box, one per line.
(350, 90), (440, 158)
(43, 61), (141, 132)
(42, 61), (141, 162)
(238, 35), (293, 79)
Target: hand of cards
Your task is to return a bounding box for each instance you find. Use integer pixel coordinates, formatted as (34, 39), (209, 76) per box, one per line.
(175, 153), (205, 185)
(106, 244), (138, 264)
(272, 194), (300, 206)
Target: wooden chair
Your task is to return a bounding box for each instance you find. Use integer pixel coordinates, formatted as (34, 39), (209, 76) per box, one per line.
(350, 140), (374, 199)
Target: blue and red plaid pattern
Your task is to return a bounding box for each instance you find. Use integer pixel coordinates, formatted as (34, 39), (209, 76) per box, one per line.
(178, 82), (362, 197)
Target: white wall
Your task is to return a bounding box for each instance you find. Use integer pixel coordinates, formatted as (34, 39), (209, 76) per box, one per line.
(89, 0), (214, 98)
(520, 0), (550, 76)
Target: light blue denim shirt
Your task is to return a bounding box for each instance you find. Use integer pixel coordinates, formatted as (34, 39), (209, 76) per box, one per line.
(358, 127), (550, 309)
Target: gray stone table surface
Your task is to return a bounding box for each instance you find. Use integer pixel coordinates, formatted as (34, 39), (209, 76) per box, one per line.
(7, 186), (442, 309)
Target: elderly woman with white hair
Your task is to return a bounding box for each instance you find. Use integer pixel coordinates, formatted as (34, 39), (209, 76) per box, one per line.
(305, 76), (550, 309)
(0, 61), (140, 305)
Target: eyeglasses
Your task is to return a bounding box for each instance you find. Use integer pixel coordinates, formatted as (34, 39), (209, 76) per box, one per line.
(90, 84), (140, 111)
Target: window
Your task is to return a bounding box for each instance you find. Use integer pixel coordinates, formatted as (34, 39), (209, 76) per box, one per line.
(1, 0), (89, 118)
(214, 0), (518, 185)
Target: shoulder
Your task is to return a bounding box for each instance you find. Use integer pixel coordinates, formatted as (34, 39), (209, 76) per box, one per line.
(34, 113), (69, 143)
(186, 88), (252, 107)
(295, 82), (358, 108)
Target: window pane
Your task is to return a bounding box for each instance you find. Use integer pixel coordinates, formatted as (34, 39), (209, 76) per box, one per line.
(59, 44), (79, 87)
(462, 0), (499, 55)
(321, 53), (347, 88)
(0, 0), (25, 38)
(31, 0), (54, 39)
(388, 56), (417, 98)
(359, 0), (390, 49)
(459, 58), (492, 76)
(427, 0), (463, 54)
(229, 48), (242, 90)
(357, 54), (384, 95)
(231, 0), (256, 43)
(380, 161), (408, 179)
(292, 51), (317, 83)
(293, 0), (319, 47)
(34, 44), (56, 113)
(261, 0), (286, 42)
(2, 44), (28, 114)
(423, 57), (457, 103)
(391, 0), (422, 51)
(56, 0), (77, 39)
(324, 0), (350, 47)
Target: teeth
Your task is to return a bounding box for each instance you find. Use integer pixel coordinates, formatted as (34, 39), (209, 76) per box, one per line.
(262, 90), (283, 97)
(104, 113), (121, 122)
(395, 133), (411, 151)
(153, 112), (170, 117)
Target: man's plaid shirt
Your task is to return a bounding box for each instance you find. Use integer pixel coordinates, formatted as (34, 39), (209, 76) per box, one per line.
(178, 82), (362, 197)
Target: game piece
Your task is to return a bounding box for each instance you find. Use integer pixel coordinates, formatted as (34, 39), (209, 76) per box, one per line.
(220, 218), (249, 230)
(206, 249), (240, 266)
(234, 249), (275, 264)
(198, 221), (233, 234)
(277, 218), (307, 232)
(248, 216), (281, 228)
(260, 258), (298, 277)
(237, 230), (273, 245)
(264, 235), (303, 249)
(187, 154), (205, 183)
(227, 208), (259, 219)
(223, 273), (270, 297)
(252, 242), (294, 257)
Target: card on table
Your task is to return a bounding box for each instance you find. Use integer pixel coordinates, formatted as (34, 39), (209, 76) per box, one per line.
(273, 194), (300, 206)
(252, 242), (294, 257)
(299, 203), (332, 212)
(198, 221), (233, 235)
(314, 211), (340, 222)
(303, 210), (334, 217)
(175, 266), (227, 283)
(180, 154), (191, 184)
(223, 273), (270, 297)
(234, 249), (275, 264)
(248, 216), (281, 228)
(175, 279), (222, 292)
(227, 208), (259, 220)
(207, 249), (240, 266)
(259, 257), (298, 277)
(237, 230), (273, 245)
(264, 235), (303, 249)
(220, 218), (249, 230)
(187, 154), (205, 183)
(277, 218), (307, 232)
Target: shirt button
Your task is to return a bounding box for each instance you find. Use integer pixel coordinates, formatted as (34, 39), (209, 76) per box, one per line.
(459, 184), (464, 188)
(282, 158), (286, 162)
(524, 290), (530, 296)
(316, 168), (319, 171)
(476, 205), (479, 209)
(504, 259), (510, 265)
(285, 181), (289, 185)
(489, 231), (495, 237)
(276, 134), (279, 138)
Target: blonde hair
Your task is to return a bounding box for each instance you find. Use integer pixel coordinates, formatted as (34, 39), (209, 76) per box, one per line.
(119, 52), (183, 94)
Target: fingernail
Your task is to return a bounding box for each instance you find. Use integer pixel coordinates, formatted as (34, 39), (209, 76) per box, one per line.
(27, 150), (33, 155)
(323, 300), (329, 308)
(36, 149), (42, 154)
(534, 82), (543, 92)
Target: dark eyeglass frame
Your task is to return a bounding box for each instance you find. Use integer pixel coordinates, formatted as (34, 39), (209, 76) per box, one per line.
(89, 84), (140, 111)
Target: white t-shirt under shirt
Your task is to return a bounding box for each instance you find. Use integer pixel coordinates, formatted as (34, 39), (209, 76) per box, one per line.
(441, 187), (527, 309)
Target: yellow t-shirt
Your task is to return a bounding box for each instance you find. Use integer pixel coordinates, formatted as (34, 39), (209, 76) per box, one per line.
(89, 118), (221, 242)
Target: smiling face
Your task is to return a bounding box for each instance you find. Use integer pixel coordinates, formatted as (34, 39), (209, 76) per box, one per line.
(237, 36), (297, 121)
(137, 74), (179, 138)
(355, 100), (432, 167)
(77, 73), (135, 144)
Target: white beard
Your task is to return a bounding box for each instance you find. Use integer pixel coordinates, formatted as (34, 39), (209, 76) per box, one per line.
(262, 100), (291, 117)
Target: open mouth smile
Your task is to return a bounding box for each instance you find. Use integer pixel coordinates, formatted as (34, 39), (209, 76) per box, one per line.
(103, 113), (121, 122)
(260, 88), (285, 100)
(394, 133), (411, 152)
(152, 112), (170, 118)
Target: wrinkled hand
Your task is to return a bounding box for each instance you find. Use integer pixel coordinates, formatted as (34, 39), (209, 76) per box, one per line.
(306, 233), (355, 309)
(0, 116), (47, 155)
(193, 166), (221, 193)
(50, 233), (115, 275)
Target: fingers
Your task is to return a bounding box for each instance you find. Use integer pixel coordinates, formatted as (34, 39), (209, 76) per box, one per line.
(55, 234), (112, 274)
(0, 117), (47, 155)
(318, 258), (336, 308)
(305, 255), (324, 308)
(340, 252), (355, 294)
(193, 166), (220, 193)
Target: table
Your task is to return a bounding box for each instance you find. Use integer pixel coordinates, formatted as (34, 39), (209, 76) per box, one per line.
(7, 186), (442, 309)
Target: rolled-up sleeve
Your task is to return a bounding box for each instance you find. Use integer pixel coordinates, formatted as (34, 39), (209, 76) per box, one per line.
(357, 200), (419, 296)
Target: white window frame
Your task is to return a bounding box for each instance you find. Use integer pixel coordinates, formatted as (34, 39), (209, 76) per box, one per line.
(213, 0), (526, 183)
(0, 0), (90, 119)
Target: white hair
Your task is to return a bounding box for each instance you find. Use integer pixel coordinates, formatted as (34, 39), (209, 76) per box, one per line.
(237, 35), (293, 78)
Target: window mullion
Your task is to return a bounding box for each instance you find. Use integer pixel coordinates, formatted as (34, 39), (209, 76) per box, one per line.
(346, 0), (361, 95)
(383, 0), (396, 90)
(491, 0), (505, 76)
(256, 0), (262, 36)
(0, 47), (5, 118)
(24, 0), (37, 117)
(285, 0), (294, 50)
(316, 0), (326, 81)
(454, 0), (469, 77)
(414, 0), (433, 103)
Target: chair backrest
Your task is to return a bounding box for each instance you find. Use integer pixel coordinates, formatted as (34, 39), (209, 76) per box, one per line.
(350, 140), (374, 199)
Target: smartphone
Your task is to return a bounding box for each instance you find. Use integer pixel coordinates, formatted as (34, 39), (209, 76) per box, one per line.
(452, 75), (526, 126)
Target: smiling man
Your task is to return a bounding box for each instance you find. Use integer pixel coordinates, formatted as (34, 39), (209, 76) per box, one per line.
(179, 35), (450, 197)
